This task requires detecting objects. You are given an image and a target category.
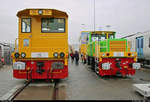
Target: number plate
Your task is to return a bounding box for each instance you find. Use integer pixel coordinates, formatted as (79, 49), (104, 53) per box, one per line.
(113, 52), (124, 57)
(31, 52), (48, 58)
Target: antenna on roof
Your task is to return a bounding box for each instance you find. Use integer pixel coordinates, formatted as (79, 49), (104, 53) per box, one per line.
(106, 25), (111, 31)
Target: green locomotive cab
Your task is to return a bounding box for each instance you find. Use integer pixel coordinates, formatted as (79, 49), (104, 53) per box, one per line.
(85, 31), (140, 77)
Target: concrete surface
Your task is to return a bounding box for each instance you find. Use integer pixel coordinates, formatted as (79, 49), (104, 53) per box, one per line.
(63, 59), (150, 100)
(1, 61), (150, 100)
(14, 84), (54, 100)
(0, 65), (25, 98)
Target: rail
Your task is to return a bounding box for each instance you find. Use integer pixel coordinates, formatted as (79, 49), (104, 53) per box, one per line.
(1, 80), (67, 100)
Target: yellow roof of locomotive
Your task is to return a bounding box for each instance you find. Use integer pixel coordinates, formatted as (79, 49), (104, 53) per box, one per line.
(81, 31), (116, 34)
(17, 8), (68, 17)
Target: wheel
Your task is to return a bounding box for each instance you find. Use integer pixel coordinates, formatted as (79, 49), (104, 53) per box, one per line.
(87, 57), (90, 65)
(91, 58), (95, 70)
(84, 59), (86, 64)
(95, 64), (99, 75)
(142, 60), (146, 68)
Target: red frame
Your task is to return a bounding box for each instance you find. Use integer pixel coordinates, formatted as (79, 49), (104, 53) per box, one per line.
(13, 60), (68, 79)
(98, 58), (135, 76)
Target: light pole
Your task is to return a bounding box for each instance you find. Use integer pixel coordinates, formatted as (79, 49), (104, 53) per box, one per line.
(93, 0), (96, 32)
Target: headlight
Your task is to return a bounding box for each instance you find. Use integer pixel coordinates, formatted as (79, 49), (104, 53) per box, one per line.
(13, 62), (26, 70)
(102, 63), (111, 70)
(106, 53), (110, 56)
(60, 52), (65, 58)
(38, 10), (43, 15)
(128, 53), (131, 56)
(53, 52), (58, 58)
(21, 52), (26, 58)
(102, 53), (105, 56)
(51, 62), (64, 69)
(133, 63), (141, 69)
(14, 52), (20, 58)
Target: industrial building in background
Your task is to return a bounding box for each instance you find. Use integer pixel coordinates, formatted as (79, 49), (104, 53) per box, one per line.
(0, 42), (13, 67)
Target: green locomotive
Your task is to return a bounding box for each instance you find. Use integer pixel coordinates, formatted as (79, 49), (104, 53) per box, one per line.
(81, 31), (140, 76)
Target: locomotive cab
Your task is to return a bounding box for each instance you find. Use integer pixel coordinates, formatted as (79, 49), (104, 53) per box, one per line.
(12, 9), (68, 79)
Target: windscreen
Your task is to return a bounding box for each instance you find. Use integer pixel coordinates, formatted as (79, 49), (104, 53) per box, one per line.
(91, 34), (106, 41)
(108, 34), (115, 39)
(80, 32), (89, 44)
(21, 18), (31, 33)
(41, 18), (65, 33)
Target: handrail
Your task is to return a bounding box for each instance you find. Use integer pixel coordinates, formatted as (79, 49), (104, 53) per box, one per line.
(106, 40), (108, 52)
(47, 68), (50, 79)
(15, 38), (18, 52)
(127, 41), (131, 52)
(96, 41), (99, 63)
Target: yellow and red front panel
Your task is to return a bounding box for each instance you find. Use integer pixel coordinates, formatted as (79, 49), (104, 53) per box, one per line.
(99, 58), (136, 76)
(13, 60), (68, 79)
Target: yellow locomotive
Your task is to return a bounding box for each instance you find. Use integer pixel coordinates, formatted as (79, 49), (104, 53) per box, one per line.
(12, 9), (68, 79)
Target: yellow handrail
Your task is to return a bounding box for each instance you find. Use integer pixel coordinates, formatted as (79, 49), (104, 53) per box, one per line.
(15, 38), (18, 52)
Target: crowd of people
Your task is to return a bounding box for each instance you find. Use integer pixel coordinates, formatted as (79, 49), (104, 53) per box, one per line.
(69, 51), (79, 65)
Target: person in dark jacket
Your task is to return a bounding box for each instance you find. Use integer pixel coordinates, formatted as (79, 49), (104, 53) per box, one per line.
(70, 52), (74, 63)
(74, 51), (79, 65)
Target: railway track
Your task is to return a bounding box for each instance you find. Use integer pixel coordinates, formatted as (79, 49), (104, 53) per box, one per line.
(1, 80), (67, 100)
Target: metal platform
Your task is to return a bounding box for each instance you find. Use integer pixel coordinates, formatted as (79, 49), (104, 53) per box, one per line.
(133, 83), (150, 99)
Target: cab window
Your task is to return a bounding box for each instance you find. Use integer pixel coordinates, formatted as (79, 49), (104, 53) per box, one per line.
(21, 18), (31, 33)
(91, 34), (106, 41)
(23, 39), (29, 47)
(80, 32), (89, 44)
(41, 18), (65, 33)
(108, 34), (114, 39)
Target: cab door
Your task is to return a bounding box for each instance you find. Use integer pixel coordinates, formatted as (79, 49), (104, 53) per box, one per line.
(136, 37), (144, 58)
(19, 18), (32, 58)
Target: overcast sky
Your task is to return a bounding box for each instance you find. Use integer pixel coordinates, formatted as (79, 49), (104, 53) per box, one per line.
(0, 0), (150, 44)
